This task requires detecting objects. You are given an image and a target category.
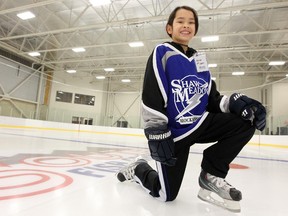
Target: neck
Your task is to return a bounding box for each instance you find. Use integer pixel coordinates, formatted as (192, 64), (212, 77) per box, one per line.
(175, 42), (189, 48)
(173, 41), (189, 53)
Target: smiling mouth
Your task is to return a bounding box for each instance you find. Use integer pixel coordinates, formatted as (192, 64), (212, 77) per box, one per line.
(180, 31), (191, 35)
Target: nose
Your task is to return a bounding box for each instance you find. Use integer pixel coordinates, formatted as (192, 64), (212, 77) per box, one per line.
(183, 23), (190, 28)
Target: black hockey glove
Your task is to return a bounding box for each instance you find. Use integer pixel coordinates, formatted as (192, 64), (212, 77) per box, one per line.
(229, 93), (266, 131)
(144, 126), (177, 166)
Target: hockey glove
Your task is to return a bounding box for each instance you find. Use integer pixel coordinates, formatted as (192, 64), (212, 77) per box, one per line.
(229, 93), (266, 131)
(144, 126), (177, 166)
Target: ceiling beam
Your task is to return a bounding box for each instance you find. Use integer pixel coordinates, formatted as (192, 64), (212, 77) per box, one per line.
(0, 0), (66, 15)
(1, 2), (288, 41)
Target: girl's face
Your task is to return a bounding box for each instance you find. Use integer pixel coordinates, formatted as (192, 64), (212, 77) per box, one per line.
(166, 9), (196, 45)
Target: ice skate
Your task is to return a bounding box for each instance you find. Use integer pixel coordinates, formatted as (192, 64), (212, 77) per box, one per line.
(197, 170), (242, 212)
(116, 157), (148, 182)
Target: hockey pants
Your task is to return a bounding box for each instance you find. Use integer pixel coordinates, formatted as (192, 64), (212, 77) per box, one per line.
(134, 113), (256, 201)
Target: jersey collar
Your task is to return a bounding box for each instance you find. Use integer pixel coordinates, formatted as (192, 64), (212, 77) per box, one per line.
(167, 41), (196, 58)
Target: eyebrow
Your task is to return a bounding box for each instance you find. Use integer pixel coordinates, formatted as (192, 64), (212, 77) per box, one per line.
(175, 17), (195, 21)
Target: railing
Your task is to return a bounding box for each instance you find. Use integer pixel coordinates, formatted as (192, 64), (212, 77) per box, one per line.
(0, 105), (287, 135)
(0, 105), (143, 129)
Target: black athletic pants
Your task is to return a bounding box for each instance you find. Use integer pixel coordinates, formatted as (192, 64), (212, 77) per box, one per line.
(135, 113), (256, 201)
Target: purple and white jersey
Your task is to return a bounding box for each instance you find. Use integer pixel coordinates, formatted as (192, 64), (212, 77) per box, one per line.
(151, 43), (212, 141)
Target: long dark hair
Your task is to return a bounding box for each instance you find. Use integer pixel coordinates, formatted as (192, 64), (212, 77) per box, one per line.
(166, 6), (199, 37)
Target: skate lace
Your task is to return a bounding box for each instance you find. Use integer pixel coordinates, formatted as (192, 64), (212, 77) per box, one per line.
(208, 175), (233, 191)
(118, 157), (146, 181)
(120, 163), (136, 180)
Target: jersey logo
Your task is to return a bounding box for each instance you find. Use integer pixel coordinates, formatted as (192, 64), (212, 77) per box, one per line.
(171, 75), (208, 125)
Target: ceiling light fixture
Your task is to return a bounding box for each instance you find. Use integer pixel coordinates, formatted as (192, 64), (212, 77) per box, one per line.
(208, 63), (217, 68)
(269, 61), (285, 66)
(121, 79), (131, 83)
(104, 68), (115, 72)
(96, 76), (106, 79)
(232, 71), (245, 76)
(129, 42), (144, 47)
(28, 52), (40, 57)
(89, 0), (111, 6)
(211, 77), (216, 80)
(72, 47), (86, 53)
(66, 69), (76, 73)
(201, 35), (219, 42)
(17, 11), (35, 20)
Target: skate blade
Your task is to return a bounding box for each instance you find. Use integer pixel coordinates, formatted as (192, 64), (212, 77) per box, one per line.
(198, 188), (241, 213)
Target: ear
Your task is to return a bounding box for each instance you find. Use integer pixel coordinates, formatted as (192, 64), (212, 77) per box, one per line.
(166, 24), (173, 36)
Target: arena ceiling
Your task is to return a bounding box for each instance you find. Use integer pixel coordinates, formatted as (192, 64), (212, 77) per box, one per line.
(0, 0), (288, 90)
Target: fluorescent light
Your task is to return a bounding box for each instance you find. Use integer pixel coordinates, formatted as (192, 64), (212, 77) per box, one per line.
(104, 68), (115, 72)
(96, 76), (105, 79)
(269, 61), (285, 66)
(66, 69), (76, 73)
(17, 11), (35, 20)
(129, 42), (144, 47)
(211, 77), (216, 80)
(208, 63), (217, 68)
(121, 79), (131, 83)
(72, 47), (86, 53)
(89, 0), (111, 6)
(286, 74), (288, 77)
(201, 35), (219, 42)
(232, 71), (245, 76)
(28, 52), (40, 57)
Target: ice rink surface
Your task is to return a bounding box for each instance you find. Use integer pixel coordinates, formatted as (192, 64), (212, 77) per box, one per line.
(0, 122), (288, 216)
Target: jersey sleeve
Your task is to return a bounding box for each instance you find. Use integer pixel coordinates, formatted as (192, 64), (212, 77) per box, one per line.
(206, 80), (229, 113)
(141, 50), (169, 129)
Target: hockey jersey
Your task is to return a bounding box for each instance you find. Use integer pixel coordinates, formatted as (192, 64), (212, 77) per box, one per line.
(142, 42), (228, 142)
